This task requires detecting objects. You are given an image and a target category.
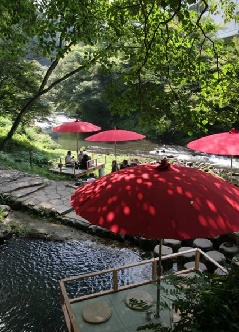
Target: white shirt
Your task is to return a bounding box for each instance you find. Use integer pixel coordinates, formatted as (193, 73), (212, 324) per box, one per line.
(87, 177), (96, 182)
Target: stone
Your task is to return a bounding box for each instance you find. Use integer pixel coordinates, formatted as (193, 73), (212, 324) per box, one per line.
(0, 224), (12, 243)
(177, 247), (195, 265)
(214, 267), (228, 276)
(154, 244), (173, 270)
(82, 302), (112, 323)
(193, 238), (213, 251)
(203, 250), (226, 273)
(219, 242), (239, 260)
(163, 239), (182, 252)
(232, 254), (239, 268)
(125, 290), (154, 311)
(183, 261), (207, 273)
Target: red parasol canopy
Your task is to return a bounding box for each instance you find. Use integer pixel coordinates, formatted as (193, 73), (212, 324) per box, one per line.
(71, 161), (239, 317)
(85, 129), (146, 159)
(53, 120), (101, 153)
(53, 119), (101, 133)
(187, 128), (239, 182)
(187, 128), (239, 156)
(71, 163), (239, 240)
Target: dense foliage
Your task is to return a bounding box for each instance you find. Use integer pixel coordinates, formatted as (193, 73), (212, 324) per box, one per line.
(138, 266), (239, 332)
(0, 0), (239, 148)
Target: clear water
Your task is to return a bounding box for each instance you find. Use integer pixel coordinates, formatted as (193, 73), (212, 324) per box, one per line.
(0, 238), (145, 332)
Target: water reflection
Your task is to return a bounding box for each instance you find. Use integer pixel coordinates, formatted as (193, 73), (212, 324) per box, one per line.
(0, 238), (144, 332)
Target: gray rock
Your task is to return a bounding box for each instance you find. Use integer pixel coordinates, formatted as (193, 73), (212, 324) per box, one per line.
(0, 224), (12, 241)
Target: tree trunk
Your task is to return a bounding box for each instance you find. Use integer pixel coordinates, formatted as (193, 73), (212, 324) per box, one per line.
(0, 49), (103, 150)
(0, 96), (40, 150)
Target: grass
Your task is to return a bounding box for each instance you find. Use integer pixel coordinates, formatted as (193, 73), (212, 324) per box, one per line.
(0, 208), (4, 222)
(0, 124), (155, 180)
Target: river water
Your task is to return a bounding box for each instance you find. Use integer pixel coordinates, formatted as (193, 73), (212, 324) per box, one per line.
(41, 113), (239, 170)
(0, 238), (146, 332)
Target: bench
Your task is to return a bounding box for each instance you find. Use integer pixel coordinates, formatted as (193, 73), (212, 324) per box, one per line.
(49, 158), (105, 178)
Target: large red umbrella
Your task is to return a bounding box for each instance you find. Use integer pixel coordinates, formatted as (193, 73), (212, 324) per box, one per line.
(53, 120), (101, 153)
(71, 161), (239, 317)
(187, 128), (239, 180)
(85, 129), (146, 159)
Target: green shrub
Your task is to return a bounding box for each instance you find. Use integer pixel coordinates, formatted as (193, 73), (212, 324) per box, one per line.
(138, 268), (239, 332)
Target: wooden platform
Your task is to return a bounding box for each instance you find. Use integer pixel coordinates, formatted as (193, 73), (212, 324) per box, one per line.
(59, 248), (228, 332)
(49, 158), (105, 178)
(70, 283), (171, 332)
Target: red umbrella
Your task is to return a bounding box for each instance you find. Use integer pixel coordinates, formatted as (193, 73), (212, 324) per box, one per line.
(53, 120), (101, 153)
(187, 128), (239, 180)
(71, 161), (239, 316)
(85, 129), (146, 159)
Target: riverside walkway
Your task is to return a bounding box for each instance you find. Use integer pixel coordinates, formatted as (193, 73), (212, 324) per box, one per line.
(0, 168), (93, 233)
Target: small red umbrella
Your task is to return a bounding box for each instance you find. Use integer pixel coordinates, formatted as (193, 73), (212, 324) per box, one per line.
(53, 120), (101, 153)
(187, 128), (239, 180)
(71, 161), (239, 317)
(85, 129), (146, 159)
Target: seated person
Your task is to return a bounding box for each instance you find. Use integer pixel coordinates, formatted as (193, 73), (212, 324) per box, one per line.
(87, 173), (96, 182)
(65, 151), (75, 166)
(130, 158), (139, 166)
(80, 154), (91, 169)
(120, 159), (129, 169)
(78, 150), (84, 164)
(111, 160), (119, 172)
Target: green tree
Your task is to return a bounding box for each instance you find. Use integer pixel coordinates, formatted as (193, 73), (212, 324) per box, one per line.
(0, 53), (51, 126)
(0, 0), (238, 149)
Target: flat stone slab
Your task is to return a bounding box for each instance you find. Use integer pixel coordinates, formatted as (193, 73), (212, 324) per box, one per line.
(178, 247), (195, 258)
(193, 238), (213, 251)
(154, 245), (173, 256)
(164, 239), (182, 250)
(214, 267), (228, 276)
(125, 290), (154, 311)
(219, 242), (239, 257)
(82, 302), (112, 323)
(205, 250), (226, 264)
(184, 261), (207, 272)
(10, 185), (46, 198)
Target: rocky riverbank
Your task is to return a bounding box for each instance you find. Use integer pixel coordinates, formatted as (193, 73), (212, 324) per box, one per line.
(0, 205), (141, 255)
(0, 162), (238, 249)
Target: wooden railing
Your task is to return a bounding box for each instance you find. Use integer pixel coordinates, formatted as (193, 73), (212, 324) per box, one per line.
(59, 248), (228, 332)
(86, 158), (98, 169)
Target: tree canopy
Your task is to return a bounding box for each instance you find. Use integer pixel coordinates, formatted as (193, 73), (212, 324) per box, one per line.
(0, 0), (239, 148)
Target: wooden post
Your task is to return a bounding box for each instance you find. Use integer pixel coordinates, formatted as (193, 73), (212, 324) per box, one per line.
(59, 158), (63, 173)
(195, 249), (200, 270)
(113, 269), (118, 291)
(152, 260), (157, 282)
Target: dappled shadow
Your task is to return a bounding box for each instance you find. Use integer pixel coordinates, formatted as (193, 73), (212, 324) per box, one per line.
(71, 163), (239, 240)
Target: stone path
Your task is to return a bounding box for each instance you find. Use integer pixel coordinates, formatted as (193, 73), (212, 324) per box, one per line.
(1, 168), (238, 251)
(0, 168), (92, 231)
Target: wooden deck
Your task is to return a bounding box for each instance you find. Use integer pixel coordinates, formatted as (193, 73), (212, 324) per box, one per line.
(49, 158), (105, 178)
(59, 248), (228, 332)
(70, 283), (172, 332)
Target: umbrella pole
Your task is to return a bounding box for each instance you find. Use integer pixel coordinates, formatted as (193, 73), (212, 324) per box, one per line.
(114, 141), (117, 161)
(76, 133), (79, 155)
(230, 156), (233, 183)
(155, 238), (163, 318)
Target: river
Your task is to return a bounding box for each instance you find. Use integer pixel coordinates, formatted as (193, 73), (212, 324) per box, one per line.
(0, 238), (147, 332)
(39, 113), (239, 170)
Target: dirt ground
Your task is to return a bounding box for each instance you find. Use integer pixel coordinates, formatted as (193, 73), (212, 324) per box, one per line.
(4, 209), (139, 251)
